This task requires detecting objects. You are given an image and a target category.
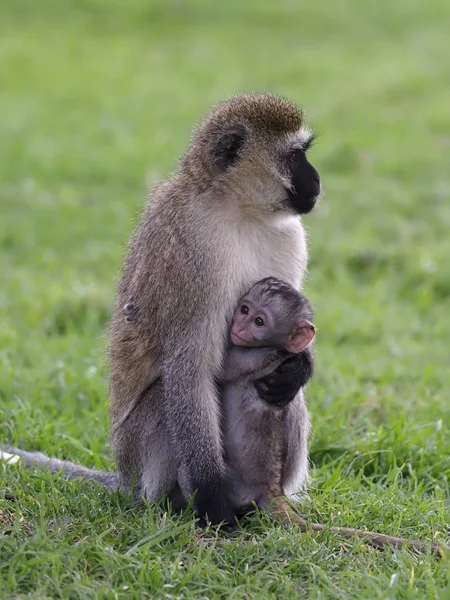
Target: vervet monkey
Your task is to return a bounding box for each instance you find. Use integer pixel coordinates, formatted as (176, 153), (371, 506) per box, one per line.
(221, 277), (315, 515)
(4, 93), (320, 522)
(108, 93), (320, 525)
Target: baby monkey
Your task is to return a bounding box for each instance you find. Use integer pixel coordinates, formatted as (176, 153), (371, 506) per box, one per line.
(222, 277), (315, 516)
(221, 278), (446, 555)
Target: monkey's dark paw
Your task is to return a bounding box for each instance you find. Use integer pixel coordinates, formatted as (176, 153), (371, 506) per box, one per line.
(197, 517), (239, 535)
(195, 484), (236, 528)
(255, 350), (314, 406)
(218, 522), (240, 536)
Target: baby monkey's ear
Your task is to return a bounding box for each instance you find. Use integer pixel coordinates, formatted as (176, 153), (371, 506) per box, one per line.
(284, 320), (315, 353)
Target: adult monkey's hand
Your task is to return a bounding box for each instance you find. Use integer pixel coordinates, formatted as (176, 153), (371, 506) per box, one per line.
(255, 348), (314, 407)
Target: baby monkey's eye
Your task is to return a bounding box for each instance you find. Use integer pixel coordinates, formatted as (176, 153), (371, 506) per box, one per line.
(254, 317), (265, 327)
(240, 305), (249, 315)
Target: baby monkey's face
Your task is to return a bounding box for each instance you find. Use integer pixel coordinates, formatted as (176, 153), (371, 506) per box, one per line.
(230, 295), (315, 353)
(230, 298), (273, 347)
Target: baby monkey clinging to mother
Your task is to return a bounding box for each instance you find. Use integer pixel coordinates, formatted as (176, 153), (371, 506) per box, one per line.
(222, 276), (315, 517)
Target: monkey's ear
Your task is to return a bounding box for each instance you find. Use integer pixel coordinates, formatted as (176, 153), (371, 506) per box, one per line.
(285, 320), (315, 353)
(214, 128), (246, 168)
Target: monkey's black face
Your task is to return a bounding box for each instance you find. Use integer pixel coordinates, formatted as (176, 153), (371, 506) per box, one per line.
(213, 127), (321, 215)
(285, 149), (321, 215)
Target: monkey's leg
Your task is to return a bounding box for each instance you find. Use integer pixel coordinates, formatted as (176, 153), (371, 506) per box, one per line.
(281, 391), (311, 498)
(111, 380), (180, 503)
(267, 497), (446, 555)
(222, 386), (310, 514)
(112, 377), (233, 524)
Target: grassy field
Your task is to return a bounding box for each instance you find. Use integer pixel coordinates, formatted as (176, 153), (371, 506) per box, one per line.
(1, 0), (449, 597)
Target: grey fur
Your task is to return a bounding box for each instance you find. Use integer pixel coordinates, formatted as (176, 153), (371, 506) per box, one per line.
(1, 445), (120, 490)
(222, 281), (314, 514)
(108, 93), (317, 523)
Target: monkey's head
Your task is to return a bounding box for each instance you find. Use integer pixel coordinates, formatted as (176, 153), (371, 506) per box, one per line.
(182, 93), (321, 215)
(230, 277), (315, 353)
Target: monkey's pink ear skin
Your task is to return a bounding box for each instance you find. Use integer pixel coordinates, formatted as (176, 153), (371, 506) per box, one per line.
(285, 322), (315, 353)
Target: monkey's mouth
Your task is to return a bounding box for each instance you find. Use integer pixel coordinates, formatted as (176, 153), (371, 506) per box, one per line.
(231, 331), (254, 346)
(287, 186), (321, 215)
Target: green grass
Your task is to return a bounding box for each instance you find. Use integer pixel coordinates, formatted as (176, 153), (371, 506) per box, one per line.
(1, 0), (449, 597)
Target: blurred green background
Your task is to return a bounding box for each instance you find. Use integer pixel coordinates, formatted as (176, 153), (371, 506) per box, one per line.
(1, 1), (449, 597)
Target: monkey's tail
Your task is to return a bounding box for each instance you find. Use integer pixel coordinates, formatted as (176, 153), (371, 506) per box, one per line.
(269, 497), (447, 557)
(0, 445), (120, 491)
(306, 521), (446, 556)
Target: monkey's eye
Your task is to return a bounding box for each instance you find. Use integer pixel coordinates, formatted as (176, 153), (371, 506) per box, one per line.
(288, 136), (316, 160)
(288, 149), (303, 160)
(254, 317), (265, 327)
(240, 305), (249, 315)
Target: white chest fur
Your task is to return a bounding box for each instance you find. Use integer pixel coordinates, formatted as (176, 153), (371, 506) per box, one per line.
(222, 213), (307, 300)
(193, 206), (309, 360)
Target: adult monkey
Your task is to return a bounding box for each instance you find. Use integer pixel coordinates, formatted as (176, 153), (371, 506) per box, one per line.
(109, 93), (320, 526)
